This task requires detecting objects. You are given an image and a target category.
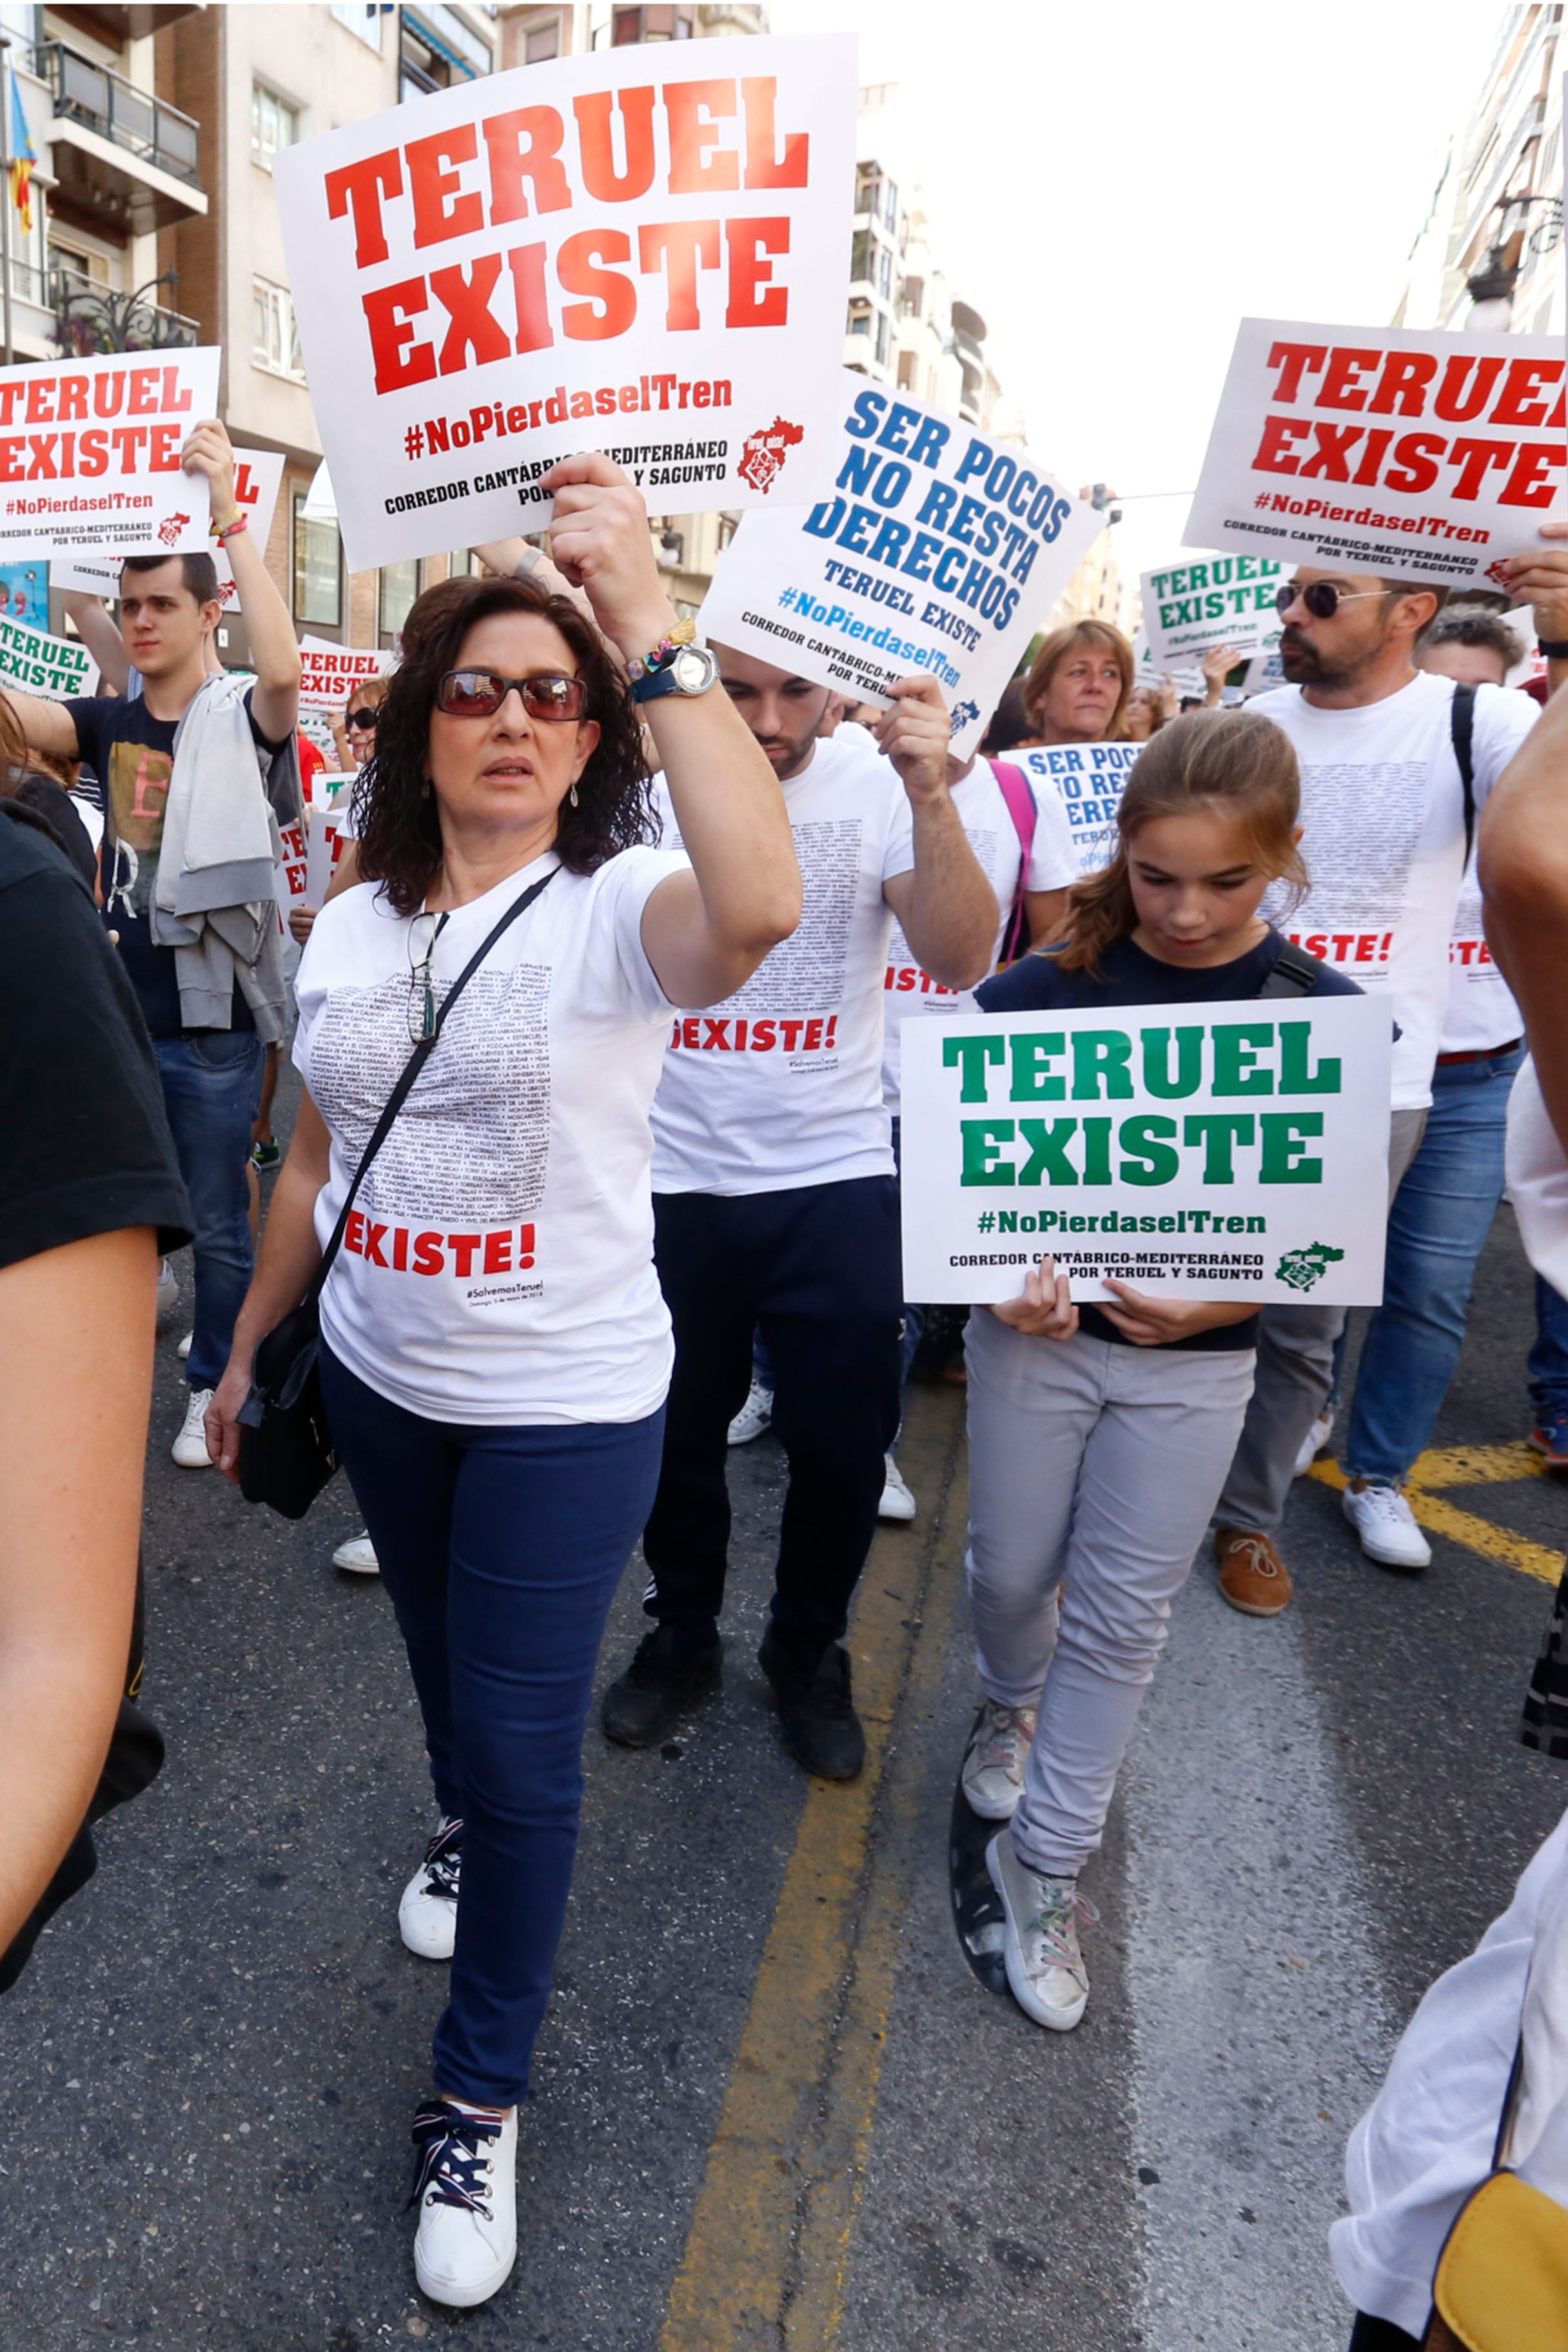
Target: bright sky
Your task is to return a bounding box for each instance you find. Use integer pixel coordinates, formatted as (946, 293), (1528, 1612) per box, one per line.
(770, 0), (1510, 586)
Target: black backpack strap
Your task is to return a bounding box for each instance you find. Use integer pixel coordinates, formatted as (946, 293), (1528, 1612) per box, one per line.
(1256, 938), (1326, 997)
(1451, 680), (1477, 868)
(306, 864), (558, 1309)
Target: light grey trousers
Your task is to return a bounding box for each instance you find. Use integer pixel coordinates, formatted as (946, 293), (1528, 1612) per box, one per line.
(1213, 1105), (1429, 1538)
(965, 1307), (1257, 1878)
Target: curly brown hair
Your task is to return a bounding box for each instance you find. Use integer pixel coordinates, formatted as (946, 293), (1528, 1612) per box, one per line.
(1022, 620), (1135, 741)
(1053, 709), (1307, 974)
(352, 573), (656, 916)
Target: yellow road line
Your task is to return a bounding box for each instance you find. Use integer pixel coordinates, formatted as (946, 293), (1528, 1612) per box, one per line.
(658, 1386), (967, 2350)
(1408, 1441), (1545, 1489)
(1309, 1452), (1562, 1584)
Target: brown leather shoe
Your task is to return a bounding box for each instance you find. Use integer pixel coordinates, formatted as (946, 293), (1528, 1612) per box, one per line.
(1215, 1526), (1293, 1617)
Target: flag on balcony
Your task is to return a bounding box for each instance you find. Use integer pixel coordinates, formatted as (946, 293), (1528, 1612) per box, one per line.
(8, 77), (34, 235)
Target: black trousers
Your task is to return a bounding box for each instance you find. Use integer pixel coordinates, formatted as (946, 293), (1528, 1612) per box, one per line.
(1349, 2315), (1424, 2351)
(643, 1176), (903, 1668)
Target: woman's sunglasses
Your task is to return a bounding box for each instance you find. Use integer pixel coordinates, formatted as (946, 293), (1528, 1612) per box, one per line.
(346, 707), (380, 731)
(436, 668), (588, 721)
(1273, 582), (1385, 621)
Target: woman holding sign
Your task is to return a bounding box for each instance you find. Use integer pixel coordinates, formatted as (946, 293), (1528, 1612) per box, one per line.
(957, 710), (1361, 2034)
(206, 455), (800, 2308)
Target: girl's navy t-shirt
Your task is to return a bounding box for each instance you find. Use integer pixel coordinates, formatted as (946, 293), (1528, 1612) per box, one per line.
(973, 926), (1363, 1351)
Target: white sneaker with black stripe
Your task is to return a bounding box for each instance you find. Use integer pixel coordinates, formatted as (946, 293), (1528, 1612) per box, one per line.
(410, 2097), (517, 2307)
(399, 1817), (462, 1959)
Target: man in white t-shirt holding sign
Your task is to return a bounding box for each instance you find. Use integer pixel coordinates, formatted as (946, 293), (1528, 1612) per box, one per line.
(602, 652), (997, 1781)
(1210, 564), (1547, 1619)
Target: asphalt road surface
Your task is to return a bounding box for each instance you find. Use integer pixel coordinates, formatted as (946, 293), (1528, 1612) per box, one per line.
(6, 1090), (1565, 2351)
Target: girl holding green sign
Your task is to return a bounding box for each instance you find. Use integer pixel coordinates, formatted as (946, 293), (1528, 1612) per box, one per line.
(959, 708), (1362, 2032)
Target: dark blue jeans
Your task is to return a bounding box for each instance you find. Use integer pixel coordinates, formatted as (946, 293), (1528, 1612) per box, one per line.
(1344, 1046), (1523, 1484)
(319, 1345), (663, 2108)
(1530, 1278), (1568, 1427)
(153, 1031), (265, 1391)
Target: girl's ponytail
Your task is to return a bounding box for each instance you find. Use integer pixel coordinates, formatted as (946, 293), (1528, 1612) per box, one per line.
(1051, 709), (1306, 974)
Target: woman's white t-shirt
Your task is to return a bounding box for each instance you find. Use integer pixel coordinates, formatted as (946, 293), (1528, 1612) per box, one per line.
(649, 725), (916, 1196)
(1247, 674), (1537, 1109)
(880, 756), (1078, 1116)
(293, 847), (685, 1426)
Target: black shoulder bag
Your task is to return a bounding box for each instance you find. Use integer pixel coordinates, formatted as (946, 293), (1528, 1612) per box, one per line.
(237, 867), (558, 1519)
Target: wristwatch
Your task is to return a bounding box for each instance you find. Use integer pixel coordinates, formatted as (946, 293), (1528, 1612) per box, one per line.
(630, 642), (720, 702)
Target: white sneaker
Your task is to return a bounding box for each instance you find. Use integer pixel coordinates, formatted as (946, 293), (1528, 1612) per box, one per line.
(727, 1378), (774, 1446)
(961, 1698), (1037, 1821)
(172, 1387), (214, 1469)
(1342, 1480), (1431, 1571)
(157, 1257), (176, 1301)
(878, 1453), (916, 1522)
(400, 1818), (462, 1959)
(411, 2097), (517, 2308)
(986, 1833), (1095, 2032)
(177, 1331), (193, 1362)
(1293, 1409), (1334, 1477)
(333, 1531), (380, 1575)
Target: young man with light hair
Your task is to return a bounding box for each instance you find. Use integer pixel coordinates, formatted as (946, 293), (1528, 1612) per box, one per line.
(0, 420), (302, 1470)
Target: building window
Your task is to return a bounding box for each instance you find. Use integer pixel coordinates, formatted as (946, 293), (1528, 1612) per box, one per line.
(874, 312), (890, 368)
(850, 228), (872, 284)
(847, 302), (872, 337)
(877, 244), (894, 300)
(855, 162), (881, 217)
(447, 548), (475, 577)
(897, 349), (916, 391)
(251, 84), (300, 171)
(293, 493), (340, 627)
(380, 558), (422, 643)
(526, 17), (561, 61)
(613, 6), (692, 39)
(331, 2), (384, 50)
(254, 277), (306, 381)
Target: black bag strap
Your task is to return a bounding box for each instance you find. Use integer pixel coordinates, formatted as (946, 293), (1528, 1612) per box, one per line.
(1451, 680), (1478, 868)
(304, 864), (558, 1311)
(1257, 937), (1326, 997)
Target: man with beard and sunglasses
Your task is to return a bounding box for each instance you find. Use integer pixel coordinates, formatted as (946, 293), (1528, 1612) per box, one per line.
(1208, 564), (1553, 1619)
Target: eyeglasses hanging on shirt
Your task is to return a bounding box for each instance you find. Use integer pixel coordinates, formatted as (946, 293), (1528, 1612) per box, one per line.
(407, 909), (451, 1045)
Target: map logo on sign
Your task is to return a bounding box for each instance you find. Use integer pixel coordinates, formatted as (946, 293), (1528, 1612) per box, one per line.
(738, 417), (805, 495)
(1276, 1240), (1345, 1293)
(159, 511), (190, 547)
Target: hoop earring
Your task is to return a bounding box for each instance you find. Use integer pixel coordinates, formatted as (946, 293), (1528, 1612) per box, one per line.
(568, 782), (579, 808)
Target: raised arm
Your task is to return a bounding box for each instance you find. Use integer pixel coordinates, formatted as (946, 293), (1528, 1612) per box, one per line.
(879, 678), (999, 990)
(1479, 679), (1568, 1144)
(540, 454), (800, 1008)
(62, 593), (130, 696)
(182, 420), (300, 744)
(0, 680), (81, 760)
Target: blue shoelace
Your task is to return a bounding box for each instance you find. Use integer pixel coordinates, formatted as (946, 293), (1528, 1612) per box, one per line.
(408, 2099), (500, 2216)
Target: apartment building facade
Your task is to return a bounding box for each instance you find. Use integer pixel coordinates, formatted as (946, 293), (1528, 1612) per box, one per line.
(1396, 2), (1564, 334)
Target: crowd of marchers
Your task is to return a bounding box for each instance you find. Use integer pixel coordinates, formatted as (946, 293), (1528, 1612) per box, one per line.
(5, 413), (1568, 2346)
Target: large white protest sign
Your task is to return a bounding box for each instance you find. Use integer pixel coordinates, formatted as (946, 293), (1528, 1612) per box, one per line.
(0, 609), (93, 699)
(50, 447), (285, 609)
(1019, 741), (1142, 876)
(1139, 551), (1282, 672)
(273, 35), (856, 571)
(299, 636), (395, 710)
(1186, 319), (1567, 587)
(699, 373), (1101, 756)
(0, 348), (219, 560)
(899, 995), (1391, 1306)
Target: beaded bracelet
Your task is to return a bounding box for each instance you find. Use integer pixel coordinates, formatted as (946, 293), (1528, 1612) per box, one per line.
(628, 616), (696, 680)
